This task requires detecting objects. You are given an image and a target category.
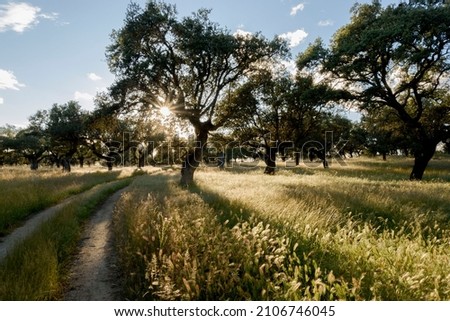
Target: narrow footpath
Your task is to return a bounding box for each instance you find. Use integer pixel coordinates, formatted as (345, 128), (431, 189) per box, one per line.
(0, 193), (82, 262)
(0, 183), (129, 301)
(63, 187), (127, 301)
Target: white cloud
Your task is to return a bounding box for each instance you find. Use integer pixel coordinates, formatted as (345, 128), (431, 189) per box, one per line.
(290, 3), (305, 16)
(74, 91), (94, 102)
(281, 59), (297, 75)
(0, 97), (4, 104)
(0, 3), (58, 33)
(0, 69), (25, 90)
(233, 28), (253, 38)
(39, 12), (59, 21)
(279, 29), (308, 48)
(318, 20), (333, 27)
(74, 91), (96, 110)
(87, 73), (102, 81)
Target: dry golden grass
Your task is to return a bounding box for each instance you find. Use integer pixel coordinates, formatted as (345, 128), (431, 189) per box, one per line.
(0, 165), (157, 236)
(0, 178), (134, 300)
(112, 157), (450, 300)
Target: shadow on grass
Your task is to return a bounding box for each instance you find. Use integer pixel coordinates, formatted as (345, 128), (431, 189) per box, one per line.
(188, 182), (379, 300)
(278, 156), (450, 183)
(280, 178), (450, 240)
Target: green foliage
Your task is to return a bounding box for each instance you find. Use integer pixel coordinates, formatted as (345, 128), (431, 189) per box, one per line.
(106, 1), (287, 131)
(46, 101), (87, 157)
(298, 2), (450, 179)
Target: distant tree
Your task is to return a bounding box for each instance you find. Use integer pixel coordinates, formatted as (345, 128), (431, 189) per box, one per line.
(45, 101), (87, 172)
(298, 2), (450, 179)
(86, 107), (175, 169)
(344, 123), (368, 158)
(0, 124), (20, 138)
(84, 113), (128, 171)
(406, 0), (449, 7)
(2, 129), (48, 170)
(362, 110), (415, 159)
(217, 70), (290, 174)
(284, 75), (342, 165)
(0, 124), (21, 166)
(363, 113), (396, 160)
(219, 67), (347, 171)
(318, 113), (354, 157)
(104, 1), (287, 185)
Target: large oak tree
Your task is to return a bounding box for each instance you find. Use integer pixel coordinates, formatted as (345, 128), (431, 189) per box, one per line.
(105, 1), (287, 185)
(298, 1), (450, 179)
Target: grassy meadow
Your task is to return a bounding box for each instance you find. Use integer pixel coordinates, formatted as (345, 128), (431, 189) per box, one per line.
(0, 178), (134, 300)
(113, 156), (450, 300)
(0, 165), (167, 300)
(0, 166), (138, 236)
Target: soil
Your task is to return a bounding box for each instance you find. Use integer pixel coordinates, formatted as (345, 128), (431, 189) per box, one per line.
(63, 187), (127, 301)
(0, 185), (128, 301)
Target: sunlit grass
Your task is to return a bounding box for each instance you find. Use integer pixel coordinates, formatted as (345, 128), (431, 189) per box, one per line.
(0, 166), (146, 236)
(114, 174), (353, 300)
(0, 178), (134, 300)
(113, 156), (450, 300)
(194, 158), (450, 300)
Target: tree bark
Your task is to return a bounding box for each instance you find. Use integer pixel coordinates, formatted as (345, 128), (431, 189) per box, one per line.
(61, 157), (71, 172)
(180, 124), (210, 187)
(180, 151), (200, 186)
(30, 158), (39, 170)
(138, 154), (145, 168)
(295, 152), (300, 166)
(410, 143), (436, 180)
(263, 146), (277, 175)
(79, 156), (84, 168)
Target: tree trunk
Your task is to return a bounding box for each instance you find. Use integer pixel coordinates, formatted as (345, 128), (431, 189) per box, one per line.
(180, 125), (209, 187)
(61, 157), (71, 172)
(138, 155), (145, 168)
(410, 144), (436, 180)
(295, 152), (300, 166)
(263, 146), (277, 175)
(180, 151), (199, 186)
(136, 143), (146, 168)
(106, 158), (114, 171)
(30, 158), (39, 170)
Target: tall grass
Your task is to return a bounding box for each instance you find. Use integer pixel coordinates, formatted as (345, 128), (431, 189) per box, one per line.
(194, 159), (450, 300)
(113, 157), (450, 300)
(0, 178), (133, 300)
(0, 167), (138, 236)
(114, 174), (355, 300)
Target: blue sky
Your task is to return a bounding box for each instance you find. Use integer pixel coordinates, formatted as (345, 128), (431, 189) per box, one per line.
(0, 0), (400, 127)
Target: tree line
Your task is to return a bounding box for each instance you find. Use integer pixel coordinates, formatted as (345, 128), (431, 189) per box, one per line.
(1, 0), (449, 183)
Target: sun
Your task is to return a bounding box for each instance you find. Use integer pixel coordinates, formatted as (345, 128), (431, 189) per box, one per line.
(160, 106), (172, 117)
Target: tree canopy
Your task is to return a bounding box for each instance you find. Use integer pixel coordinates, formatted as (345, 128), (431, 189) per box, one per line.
(298, 1), (450, 179)
(104, 0), (287, 185)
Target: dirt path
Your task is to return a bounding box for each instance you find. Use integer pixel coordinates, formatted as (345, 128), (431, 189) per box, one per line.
(0, 192), (85, 262)
(0, 182), (129, 300)
(63, 187), (127, 301)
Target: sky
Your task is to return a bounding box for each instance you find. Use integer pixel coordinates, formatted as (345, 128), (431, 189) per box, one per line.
(0, 0), (401, 128)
